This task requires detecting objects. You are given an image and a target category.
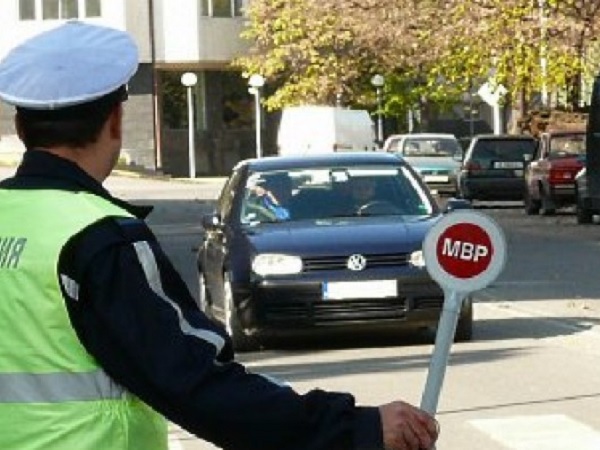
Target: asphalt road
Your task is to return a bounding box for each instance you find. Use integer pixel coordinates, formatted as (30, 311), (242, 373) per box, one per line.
(3, 166), (600, 449)
(112, 174), (600, 450)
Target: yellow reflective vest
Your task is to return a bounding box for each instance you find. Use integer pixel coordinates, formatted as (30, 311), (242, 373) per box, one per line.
(0, 189), (167, 450)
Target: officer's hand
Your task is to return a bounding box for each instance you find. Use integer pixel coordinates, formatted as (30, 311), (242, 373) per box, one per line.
(378, 401), (439, 450)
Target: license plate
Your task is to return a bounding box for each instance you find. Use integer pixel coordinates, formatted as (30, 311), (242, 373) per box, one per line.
(494, 161), (523, 169)
(323, 280), (397, 300)
(423, 175), (449, 183)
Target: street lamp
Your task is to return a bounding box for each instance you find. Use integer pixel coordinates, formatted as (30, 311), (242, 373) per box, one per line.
(181, 72), (198, 178)
(539, 0), (548, 107)
(371, 74), (385, 148)
(248, 74), (265, 158)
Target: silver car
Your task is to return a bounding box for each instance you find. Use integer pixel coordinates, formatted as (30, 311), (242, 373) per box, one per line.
(383, 133), (462, 195)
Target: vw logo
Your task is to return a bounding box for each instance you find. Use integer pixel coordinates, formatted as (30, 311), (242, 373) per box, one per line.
(347, 254), (367, 271)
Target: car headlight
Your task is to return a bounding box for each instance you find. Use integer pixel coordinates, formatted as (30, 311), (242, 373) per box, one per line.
(409, 250), (426, 268)
(252, 254), (303, 276)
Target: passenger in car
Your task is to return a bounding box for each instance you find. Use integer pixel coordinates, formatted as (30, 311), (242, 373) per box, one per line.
(247, 173), (293, 220)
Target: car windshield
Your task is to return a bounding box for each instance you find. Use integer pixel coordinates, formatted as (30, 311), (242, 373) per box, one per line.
(402, 137), (462, 157)
(239, 165), (435, 224)
(549, 134), (586, 157)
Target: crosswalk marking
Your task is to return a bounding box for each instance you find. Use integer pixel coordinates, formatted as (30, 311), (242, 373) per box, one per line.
(470, 415), (600, 449)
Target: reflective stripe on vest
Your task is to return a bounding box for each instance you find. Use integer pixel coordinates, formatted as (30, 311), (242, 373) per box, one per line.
(133, 241), (227, 353)
(0, 370), (126, 403)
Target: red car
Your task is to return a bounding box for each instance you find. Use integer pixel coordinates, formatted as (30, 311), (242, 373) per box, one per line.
(524, 130), (586, 215)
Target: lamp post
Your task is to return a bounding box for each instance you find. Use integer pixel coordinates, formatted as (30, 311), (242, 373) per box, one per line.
(248, 74), (265, 158)
(539, 0), (548, 107)
(181, 72), (198, 178)
(371, 74), (385, 148)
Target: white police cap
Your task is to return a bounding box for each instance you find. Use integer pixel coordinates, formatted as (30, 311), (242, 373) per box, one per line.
(0, 21), (138, 110)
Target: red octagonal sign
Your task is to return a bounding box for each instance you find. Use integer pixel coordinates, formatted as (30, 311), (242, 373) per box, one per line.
(436, 223), (493, 279)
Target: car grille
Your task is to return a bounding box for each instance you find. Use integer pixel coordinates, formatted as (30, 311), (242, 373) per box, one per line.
(303, 253), (409, 272)
(259, 291), (443, 325)
(264, 298), (408, 323)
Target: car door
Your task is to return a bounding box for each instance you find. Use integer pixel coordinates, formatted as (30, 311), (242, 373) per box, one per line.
(202, 170), (244, 306)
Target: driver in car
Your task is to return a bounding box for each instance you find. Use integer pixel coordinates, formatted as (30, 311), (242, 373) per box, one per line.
(335, 176), (380, 215)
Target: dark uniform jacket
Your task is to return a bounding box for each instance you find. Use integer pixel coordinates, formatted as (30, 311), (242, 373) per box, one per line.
(0, 150), (383, 450)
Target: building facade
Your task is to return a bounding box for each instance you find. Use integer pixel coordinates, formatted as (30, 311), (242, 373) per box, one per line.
(0, 0), (272, 176)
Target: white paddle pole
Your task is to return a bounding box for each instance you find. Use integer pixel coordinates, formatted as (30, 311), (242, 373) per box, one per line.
(420, 289), (466, 415)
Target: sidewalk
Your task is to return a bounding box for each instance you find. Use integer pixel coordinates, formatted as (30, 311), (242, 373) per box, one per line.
(0, 134), (25, 166)
(0, 135), (226, 184)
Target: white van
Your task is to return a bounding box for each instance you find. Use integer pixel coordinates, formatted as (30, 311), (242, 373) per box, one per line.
(277, 105), (377, 155)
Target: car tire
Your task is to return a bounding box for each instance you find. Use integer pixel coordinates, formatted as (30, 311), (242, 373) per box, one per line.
(454, 298), (473, 342)
(524, 189), (540, 215)
(540, 187), (556, 216)
(576, 198), (593, 224)
(197, 273), (213, 319)
(457, 185), (470, 201)
(223, 272), (259, 352)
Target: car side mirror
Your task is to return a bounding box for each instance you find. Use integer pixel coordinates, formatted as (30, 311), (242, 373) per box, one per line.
(443, 198), (472, 213)
(202, 213), (221, 230)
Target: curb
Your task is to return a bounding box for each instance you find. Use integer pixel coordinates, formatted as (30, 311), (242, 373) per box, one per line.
(1, 158), (227, 185)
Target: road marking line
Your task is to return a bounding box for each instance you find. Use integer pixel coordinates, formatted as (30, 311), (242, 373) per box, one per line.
(476, 298), (600, 338)
(168, 438), (184, 450)
(470, 415), (600, 449)
(168, 424), (185, 450)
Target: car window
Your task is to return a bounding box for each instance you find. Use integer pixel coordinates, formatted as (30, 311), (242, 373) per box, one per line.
(385, 138), (403, 152)
(218, 169), (243, 220)
(549, 134), (586, 157)
(402, 137), (461, 157)
(470, 139), (536, 168)
(239, 165), (435, 224)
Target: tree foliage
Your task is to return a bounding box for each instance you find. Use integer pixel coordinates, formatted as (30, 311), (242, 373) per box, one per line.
(233, 0), (600, 117)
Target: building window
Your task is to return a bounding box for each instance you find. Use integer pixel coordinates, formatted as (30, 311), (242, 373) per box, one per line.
(19, 0), (36, 20)
(20, 0), (100, 21)
(222, 72), (253, 129)
(85, 0), (101, 17)
(42, 0), (78, 19)
(233, 0), (243, 16)
(201, 0), (243, 17)
(212, 0), (230, 17)
(162, 71), (206, 131)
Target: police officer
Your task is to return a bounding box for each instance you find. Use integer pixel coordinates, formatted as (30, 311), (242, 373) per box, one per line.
(0, 22), (438, 450)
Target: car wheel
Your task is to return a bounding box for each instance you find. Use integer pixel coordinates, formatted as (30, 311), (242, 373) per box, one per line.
(524, 189), (540, 215)
(197, 273), (213, 318)
(540, 187), (556, 216)
(457, 185), (470, 201)
(454, 298), (473, 342)
(223, 273), (259, 352)
(576, 198), (593, 224)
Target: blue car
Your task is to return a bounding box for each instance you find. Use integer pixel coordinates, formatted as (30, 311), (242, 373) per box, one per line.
(196, 152), (472, 351)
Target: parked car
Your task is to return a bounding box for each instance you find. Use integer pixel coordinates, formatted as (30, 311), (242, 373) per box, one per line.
(382, 133), (462, 195)
(458, 134), (537, 201)
(524, 130), (586, 215)
(196, 152), (473, 351)
(573, 167), (600, 224)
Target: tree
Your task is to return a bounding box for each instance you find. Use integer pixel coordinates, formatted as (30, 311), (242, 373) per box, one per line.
(234, 0), (600, 122)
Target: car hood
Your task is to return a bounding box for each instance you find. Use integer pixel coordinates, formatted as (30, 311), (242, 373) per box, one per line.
(404, 156), (460, 171)
(243, 216), (439, 256)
